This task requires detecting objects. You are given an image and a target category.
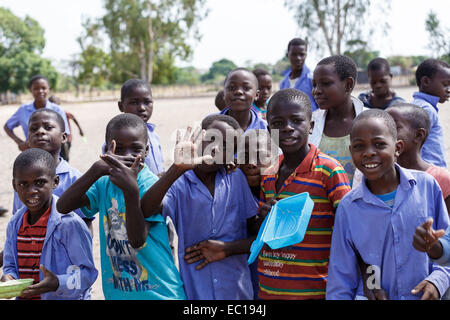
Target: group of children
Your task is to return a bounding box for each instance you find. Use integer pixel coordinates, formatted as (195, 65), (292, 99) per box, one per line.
(1, 36), (450, 300)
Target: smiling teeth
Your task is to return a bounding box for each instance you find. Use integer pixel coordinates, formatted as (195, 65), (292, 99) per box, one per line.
(364, 164), (378, 168)
(27, 199), (38, 205)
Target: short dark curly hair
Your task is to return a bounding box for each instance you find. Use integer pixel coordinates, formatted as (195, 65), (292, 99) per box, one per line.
(201, 114), (241, 131)
(317, 55), (358, 82)
(105, 113), (148, 145)
(287, 38), (308, 52)
(351, 109), (397, 141)
(267, 88), (312, 120)
(415, 58), (450, 87)
(368, 57), (391, 73)
(13, 148), (56, 178)
(386, 103), (430, 147)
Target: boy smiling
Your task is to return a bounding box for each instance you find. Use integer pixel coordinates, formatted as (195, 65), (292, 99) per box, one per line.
(2, 148), (97, 300)
(327, 109), (450, 300)
(256, 88), (350, 300)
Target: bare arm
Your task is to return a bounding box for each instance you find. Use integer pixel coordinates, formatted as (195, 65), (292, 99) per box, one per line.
(70, 115), (84, 136)
(140, 164), (187, 218)
(140, 126), (211, 218)
(56, 160), (108, 214)
(3, 124), (28, 151)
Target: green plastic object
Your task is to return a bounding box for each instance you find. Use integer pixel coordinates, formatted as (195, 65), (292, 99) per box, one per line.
(0, 279), (34, 299)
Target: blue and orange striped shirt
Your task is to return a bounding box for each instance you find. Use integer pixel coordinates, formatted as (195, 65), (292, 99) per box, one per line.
(257, 143), (351, 300)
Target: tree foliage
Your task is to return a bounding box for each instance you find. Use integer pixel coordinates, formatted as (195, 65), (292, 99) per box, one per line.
(201, 58), (237, 84)
(79, 0), (208, 86)
(284, 0), (390, 56)
(343, 40), (379, 69)
(425, 11), (450, 63)
(0, 7), (58, 95)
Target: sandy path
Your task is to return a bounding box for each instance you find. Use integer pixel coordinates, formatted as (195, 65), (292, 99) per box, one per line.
(0, 87), (448, 299)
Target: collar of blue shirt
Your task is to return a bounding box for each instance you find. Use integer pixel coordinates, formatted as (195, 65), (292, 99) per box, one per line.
(146, 122), (156, 132)
(413, 92), (440, 112)
(25, 99), (56, 112)
(219, 107), (267, 131)
(349, 163), (417, 207)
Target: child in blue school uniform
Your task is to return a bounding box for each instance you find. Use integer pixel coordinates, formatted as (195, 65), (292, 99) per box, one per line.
(0, 109), (93, 269)
(327, 109), (450, 300)
(411, 58), (450, 168)
(140, 114), (260, 300)
(280, 38), (317, 111)
(220, 68), (268, 132)
(358, 57), (405, 109)
(11, 109), (92, 228)
(251, 68), (273, 120)
(113, 79), (165, 177)
(1, 148), (97, 300)
(57, 113), (185, 300)
(3, 75), (70, 152)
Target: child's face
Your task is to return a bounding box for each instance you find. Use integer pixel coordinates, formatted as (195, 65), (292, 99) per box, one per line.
(119, 85), (153, 123)
(424, 67), (450, 103)
(224, 71), (259, 112)
(106, 126), (149, 166)
(350, 118), (402, 182)
(287, 45), (307, 73)
(256, 75), (273, 104)
(198, 120), (237, 173)
(369, 69), (392, 98)
(267, 102), (313, 155)
(313, 64), (351, 110)
(13, 164), (58, 216)
(28, 113), (67, 155)
(386, 108), (418, 154)
(30, 79), (50, 105)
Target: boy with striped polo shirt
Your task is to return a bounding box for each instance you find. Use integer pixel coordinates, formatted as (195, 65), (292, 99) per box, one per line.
(2, 149), (97, 300)
(257, 88), (351, 300)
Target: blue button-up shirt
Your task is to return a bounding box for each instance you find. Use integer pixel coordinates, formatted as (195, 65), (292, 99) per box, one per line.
(219, 107), (268, 132)
(433, 227), (450, 267)
(3, 195), (98, 300)
(162, 168), (259, 300)
(145, 123), (165, 175)
(280, 65), (318, 111)
(327, 164), (450, 300)
(5, 100), (70, 138)
(412, 92), (447, 168)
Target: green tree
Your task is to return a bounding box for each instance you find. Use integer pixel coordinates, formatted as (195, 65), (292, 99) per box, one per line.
(174, 66), (201, 85)
(201, 58), (237, 83)
(80, 0), (208, 85)
(425, 11), (450, 63)
(76, 18), (111, 90)
(284, 0), (390, 55)
(0, 7), (58, 97)
(343, 40), (379, 69)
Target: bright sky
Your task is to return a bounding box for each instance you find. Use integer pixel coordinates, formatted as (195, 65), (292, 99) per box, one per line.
(1, 0), (449, 73)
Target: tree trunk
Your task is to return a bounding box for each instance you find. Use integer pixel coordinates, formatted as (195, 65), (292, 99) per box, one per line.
(147, 0), (154, 84)
(312, 0), (335, 55)
(139, 40), (147, 81)
(336, 0), (341, 55)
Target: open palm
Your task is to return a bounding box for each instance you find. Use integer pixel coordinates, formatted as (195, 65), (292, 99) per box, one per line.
(174, 125), (212, 170)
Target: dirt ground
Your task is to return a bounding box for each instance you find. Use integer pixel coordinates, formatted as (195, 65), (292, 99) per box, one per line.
(0, 86), (449, 300)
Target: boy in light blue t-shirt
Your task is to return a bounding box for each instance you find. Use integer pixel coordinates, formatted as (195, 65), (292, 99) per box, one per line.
(57, 113), (185, 300)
